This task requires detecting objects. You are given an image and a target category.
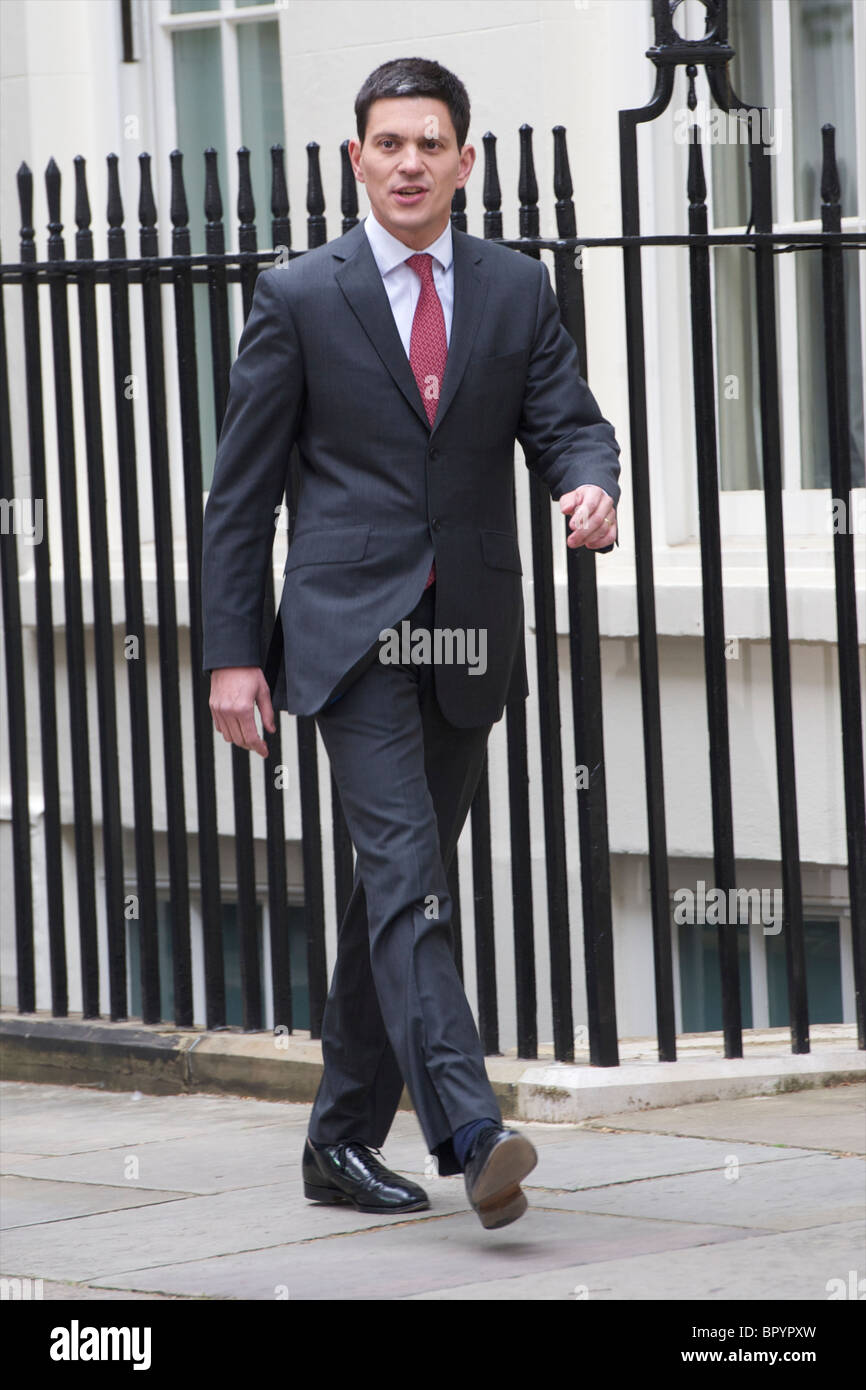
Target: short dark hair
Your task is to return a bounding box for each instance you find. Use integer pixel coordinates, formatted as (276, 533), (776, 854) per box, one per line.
(355, 58), (471, 150)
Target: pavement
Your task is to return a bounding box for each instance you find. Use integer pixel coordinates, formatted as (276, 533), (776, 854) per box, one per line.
(1, 1077), (863, 1301)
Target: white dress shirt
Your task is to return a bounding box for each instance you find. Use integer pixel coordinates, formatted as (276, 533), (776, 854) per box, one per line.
(363, 208), (453, 356)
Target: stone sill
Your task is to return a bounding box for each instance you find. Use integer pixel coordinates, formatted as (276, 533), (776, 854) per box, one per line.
(530, 540), (866, 643)
(12, 537), (865, 644)
(1, 1012), (861, 1125)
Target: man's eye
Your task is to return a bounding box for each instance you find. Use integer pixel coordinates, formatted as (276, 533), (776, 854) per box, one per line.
(379, 139), (439, 150)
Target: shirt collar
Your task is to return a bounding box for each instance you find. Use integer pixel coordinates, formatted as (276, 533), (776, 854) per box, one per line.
(364, 207), (453, 277)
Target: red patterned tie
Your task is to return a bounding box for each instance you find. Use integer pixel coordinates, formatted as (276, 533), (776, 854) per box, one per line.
(405, 252), (447, 590)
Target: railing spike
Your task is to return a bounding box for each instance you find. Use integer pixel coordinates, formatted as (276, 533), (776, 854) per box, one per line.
(339, 139), (358, 232)
(203, 146), (223, 225)
(17, 163), (34, 256)
(518, 124), (538, 239)
(820, 123), (841, 211)
(270, 142), (290, 252)
(106, 152), (124, 229)
(170, 149), (190, 229)
(237, 146), (255, 230)
(138, 151), (158, 233)
(687, 124), (707, 207)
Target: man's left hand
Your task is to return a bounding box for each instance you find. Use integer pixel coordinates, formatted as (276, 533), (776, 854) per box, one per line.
(559, 484), (617, 550)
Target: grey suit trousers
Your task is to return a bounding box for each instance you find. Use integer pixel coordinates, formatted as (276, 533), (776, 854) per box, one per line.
(307, 581), (503, 1176)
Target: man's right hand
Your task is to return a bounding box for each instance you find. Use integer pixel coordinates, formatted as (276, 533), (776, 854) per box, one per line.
(209, 667), (276, 759)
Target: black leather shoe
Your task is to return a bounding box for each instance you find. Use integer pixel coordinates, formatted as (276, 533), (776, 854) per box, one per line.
(302, 1137), (430, 1213)
(463, 1125), (538, 1229)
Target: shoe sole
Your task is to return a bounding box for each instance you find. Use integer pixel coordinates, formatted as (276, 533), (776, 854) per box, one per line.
(470, 1134), (538, 1230)
(303, 1179), (430, 1214)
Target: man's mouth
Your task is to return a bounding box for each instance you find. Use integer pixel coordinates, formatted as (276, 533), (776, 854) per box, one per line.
(392, 186), (428, 204)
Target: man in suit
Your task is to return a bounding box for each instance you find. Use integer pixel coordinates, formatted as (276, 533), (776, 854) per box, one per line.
(202, 57), (621, 1231)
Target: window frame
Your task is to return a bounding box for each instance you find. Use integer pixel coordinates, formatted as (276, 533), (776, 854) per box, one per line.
(141, 0), (287, 501)
(146, 0), (284, 261)
(704, 0), (866, 539)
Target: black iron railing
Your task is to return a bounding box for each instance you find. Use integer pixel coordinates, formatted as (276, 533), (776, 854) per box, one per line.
(1, 0), (863, 1061)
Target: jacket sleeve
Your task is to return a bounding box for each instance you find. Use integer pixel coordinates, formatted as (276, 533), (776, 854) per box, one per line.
(201, 267), (305, 672)
(516, 259), (622, 552)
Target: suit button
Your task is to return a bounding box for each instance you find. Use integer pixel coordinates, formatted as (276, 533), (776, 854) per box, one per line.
(429, 447), (439, 461)
(432, 518), (441, 532)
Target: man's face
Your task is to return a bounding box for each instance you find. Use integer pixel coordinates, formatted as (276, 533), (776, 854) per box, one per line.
(349, 97), (475, 250)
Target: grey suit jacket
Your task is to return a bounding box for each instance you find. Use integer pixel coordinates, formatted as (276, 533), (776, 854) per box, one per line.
(201, 218), (622, 728)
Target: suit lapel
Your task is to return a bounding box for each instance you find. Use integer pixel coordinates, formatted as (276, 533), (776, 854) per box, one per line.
(332, 218), (490, 438)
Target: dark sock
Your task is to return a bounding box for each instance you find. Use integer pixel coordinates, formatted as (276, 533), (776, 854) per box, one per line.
(452, 1117), (500, 1169)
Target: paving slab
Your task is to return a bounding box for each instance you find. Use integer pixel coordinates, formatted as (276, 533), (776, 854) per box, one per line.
(405, 1220), (866, 1301)
(1, 1175), (189, 1227)
(1, 1128), (309, 1195)
(0, 1179), (469, 1284)
(0, 1082), (307, 1154)
(475, 1125), (815, 1190)
(527, 1152), (865, 1231)
(83, 1206), (756, 1300)
(584, 1084), (866, 1153)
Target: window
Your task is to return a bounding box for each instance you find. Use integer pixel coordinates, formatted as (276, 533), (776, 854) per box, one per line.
(168, 0), (284, 259)
(708, 0), (864, 533)
(149, 1), (286, 484)
(126, 895), (310, 1029)
(678, 920), (753, 1033)
(709, 0), (777, 494)
(676, 909), (846, 1033)
(766, 917), (843, 1026)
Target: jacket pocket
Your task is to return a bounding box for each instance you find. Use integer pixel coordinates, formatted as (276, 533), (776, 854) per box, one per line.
(284, 522), (371, 573)
(467, 349), (527, 373)
(480, 528), (523, 574)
